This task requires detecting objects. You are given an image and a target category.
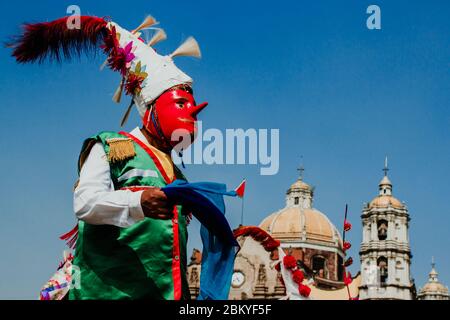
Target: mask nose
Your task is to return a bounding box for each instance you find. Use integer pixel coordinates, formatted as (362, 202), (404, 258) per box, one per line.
(190, 102), (208, 117)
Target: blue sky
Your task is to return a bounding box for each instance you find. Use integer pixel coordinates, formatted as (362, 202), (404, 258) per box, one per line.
(0, 0), (448, 299)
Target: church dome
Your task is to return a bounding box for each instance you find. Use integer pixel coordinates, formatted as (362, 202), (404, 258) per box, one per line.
(369, 195), (403, 209)
(369, 174), (404, 209)
(259, 173), (342, 250)
(289, 179), (312, 191)
(418, 261), (449, 300)
(420, 282), (448, 294)
(259, 206), (342, 248)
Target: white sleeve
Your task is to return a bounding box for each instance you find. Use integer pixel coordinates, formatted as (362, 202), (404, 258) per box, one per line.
(73, 142), (145, 227)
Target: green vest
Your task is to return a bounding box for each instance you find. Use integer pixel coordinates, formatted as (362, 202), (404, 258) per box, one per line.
(69, 131), (189, 300)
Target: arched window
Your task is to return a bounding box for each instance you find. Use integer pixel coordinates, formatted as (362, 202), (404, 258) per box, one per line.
(377, 219), (388, 240)
(377, 256), (388, 285)
(312, 255), (327, 278)
(294, 197), (299, 205)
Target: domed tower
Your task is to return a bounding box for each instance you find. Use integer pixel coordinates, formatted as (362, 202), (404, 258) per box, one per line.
(359, 158), (414, 300)
(417, 258), (449, 300)
(227, 168), (346, 300)
(259, 173), (345, 278)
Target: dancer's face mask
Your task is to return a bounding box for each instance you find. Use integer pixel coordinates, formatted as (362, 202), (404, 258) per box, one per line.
(144, 88), (208, 148)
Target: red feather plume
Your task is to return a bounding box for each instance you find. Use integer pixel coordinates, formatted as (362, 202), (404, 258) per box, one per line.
(8, 16), (108, 63)
(233, 226), (280, 252)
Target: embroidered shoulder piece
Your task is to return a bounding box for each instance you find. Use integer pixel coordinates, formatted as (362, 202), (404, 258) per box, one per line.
(106, 138), (136, 163)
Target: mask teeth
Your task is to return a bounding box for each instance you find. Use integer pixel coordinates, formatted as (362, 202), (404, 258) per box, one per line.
(170, 37), (201, 59)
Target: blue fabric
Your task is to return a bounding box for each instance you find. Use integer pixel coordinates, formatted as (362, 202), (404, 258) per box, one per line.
(162, 180), (239, 300)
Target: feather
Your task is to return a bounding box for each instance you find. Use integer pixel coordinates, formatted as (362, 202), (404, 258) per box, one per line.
(169, 36), (201, 58)
(147, 28), (167, 47)
(132, 15), (157, 34)
(120, 100), (135, 127)
(8, 16), (108, 63)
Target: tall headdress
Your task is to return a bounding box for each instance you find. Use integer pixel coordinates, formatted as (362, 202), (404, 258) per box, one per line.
(8, 15), (201, 124)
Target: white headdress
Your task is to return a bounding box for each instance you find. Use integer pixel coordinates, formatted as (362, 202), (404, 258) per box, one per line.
(9, 14), (201, 123)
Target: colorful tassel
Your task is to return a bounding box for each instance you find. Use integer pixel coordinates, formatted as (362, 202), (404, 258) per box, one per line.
(132, 15), (157, 34)
(169, 36), (201, 58)
(59, 224), (79, 249)
(147, 28), (167, 47)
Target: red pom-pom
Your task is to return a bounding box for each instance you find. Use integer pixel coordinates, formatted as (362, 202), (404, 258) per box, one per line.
(344, 220), (352, 232)
(344, 271), (352, 285)
(343, 241), (351, 251)
(283, 255), (297, 269)
(344, 257), (353, 267)
(292, 270), (304, 284)
(299, 284), (311, 297)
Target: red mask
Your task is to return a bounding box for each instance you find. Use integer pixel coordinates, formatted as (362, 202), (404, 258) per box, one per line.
(143, 88), (208, 148)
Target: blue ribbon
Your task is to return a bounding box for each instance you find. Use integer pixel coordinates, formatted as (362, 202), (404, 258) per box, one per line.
(162, 180), (239, 300)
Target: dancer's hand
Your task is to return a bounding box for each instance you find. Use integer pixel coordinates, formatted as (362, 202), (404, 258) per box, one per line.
(140, 188), (173, 219)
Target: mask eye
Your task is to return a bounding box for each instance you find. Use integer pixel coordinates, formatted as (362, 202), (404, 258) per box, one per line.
(176, 99), (188, 109)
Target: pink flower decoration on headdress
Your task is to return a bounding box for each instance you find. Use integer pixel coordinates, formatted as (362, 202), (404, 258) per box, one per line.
(108, 41), (135, 76)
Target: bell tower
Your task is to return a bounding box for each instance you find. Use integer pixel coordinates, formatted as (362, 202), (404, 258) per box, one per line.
(285, 163), (313, 209)
(359, 158), (414, 300)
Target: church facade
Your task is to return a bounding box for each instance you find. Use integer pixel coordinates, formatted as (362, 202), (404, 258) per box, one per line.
(186, 162), (447, 300)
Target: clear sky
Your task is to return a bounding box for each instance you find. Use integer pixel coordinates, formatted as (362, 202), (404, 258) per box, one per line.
(0, 0), (448, 299)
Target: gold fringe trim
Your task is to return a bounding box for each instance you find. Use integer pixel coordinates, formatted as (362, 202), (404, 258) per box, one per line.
(106, 138), (136, 163)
